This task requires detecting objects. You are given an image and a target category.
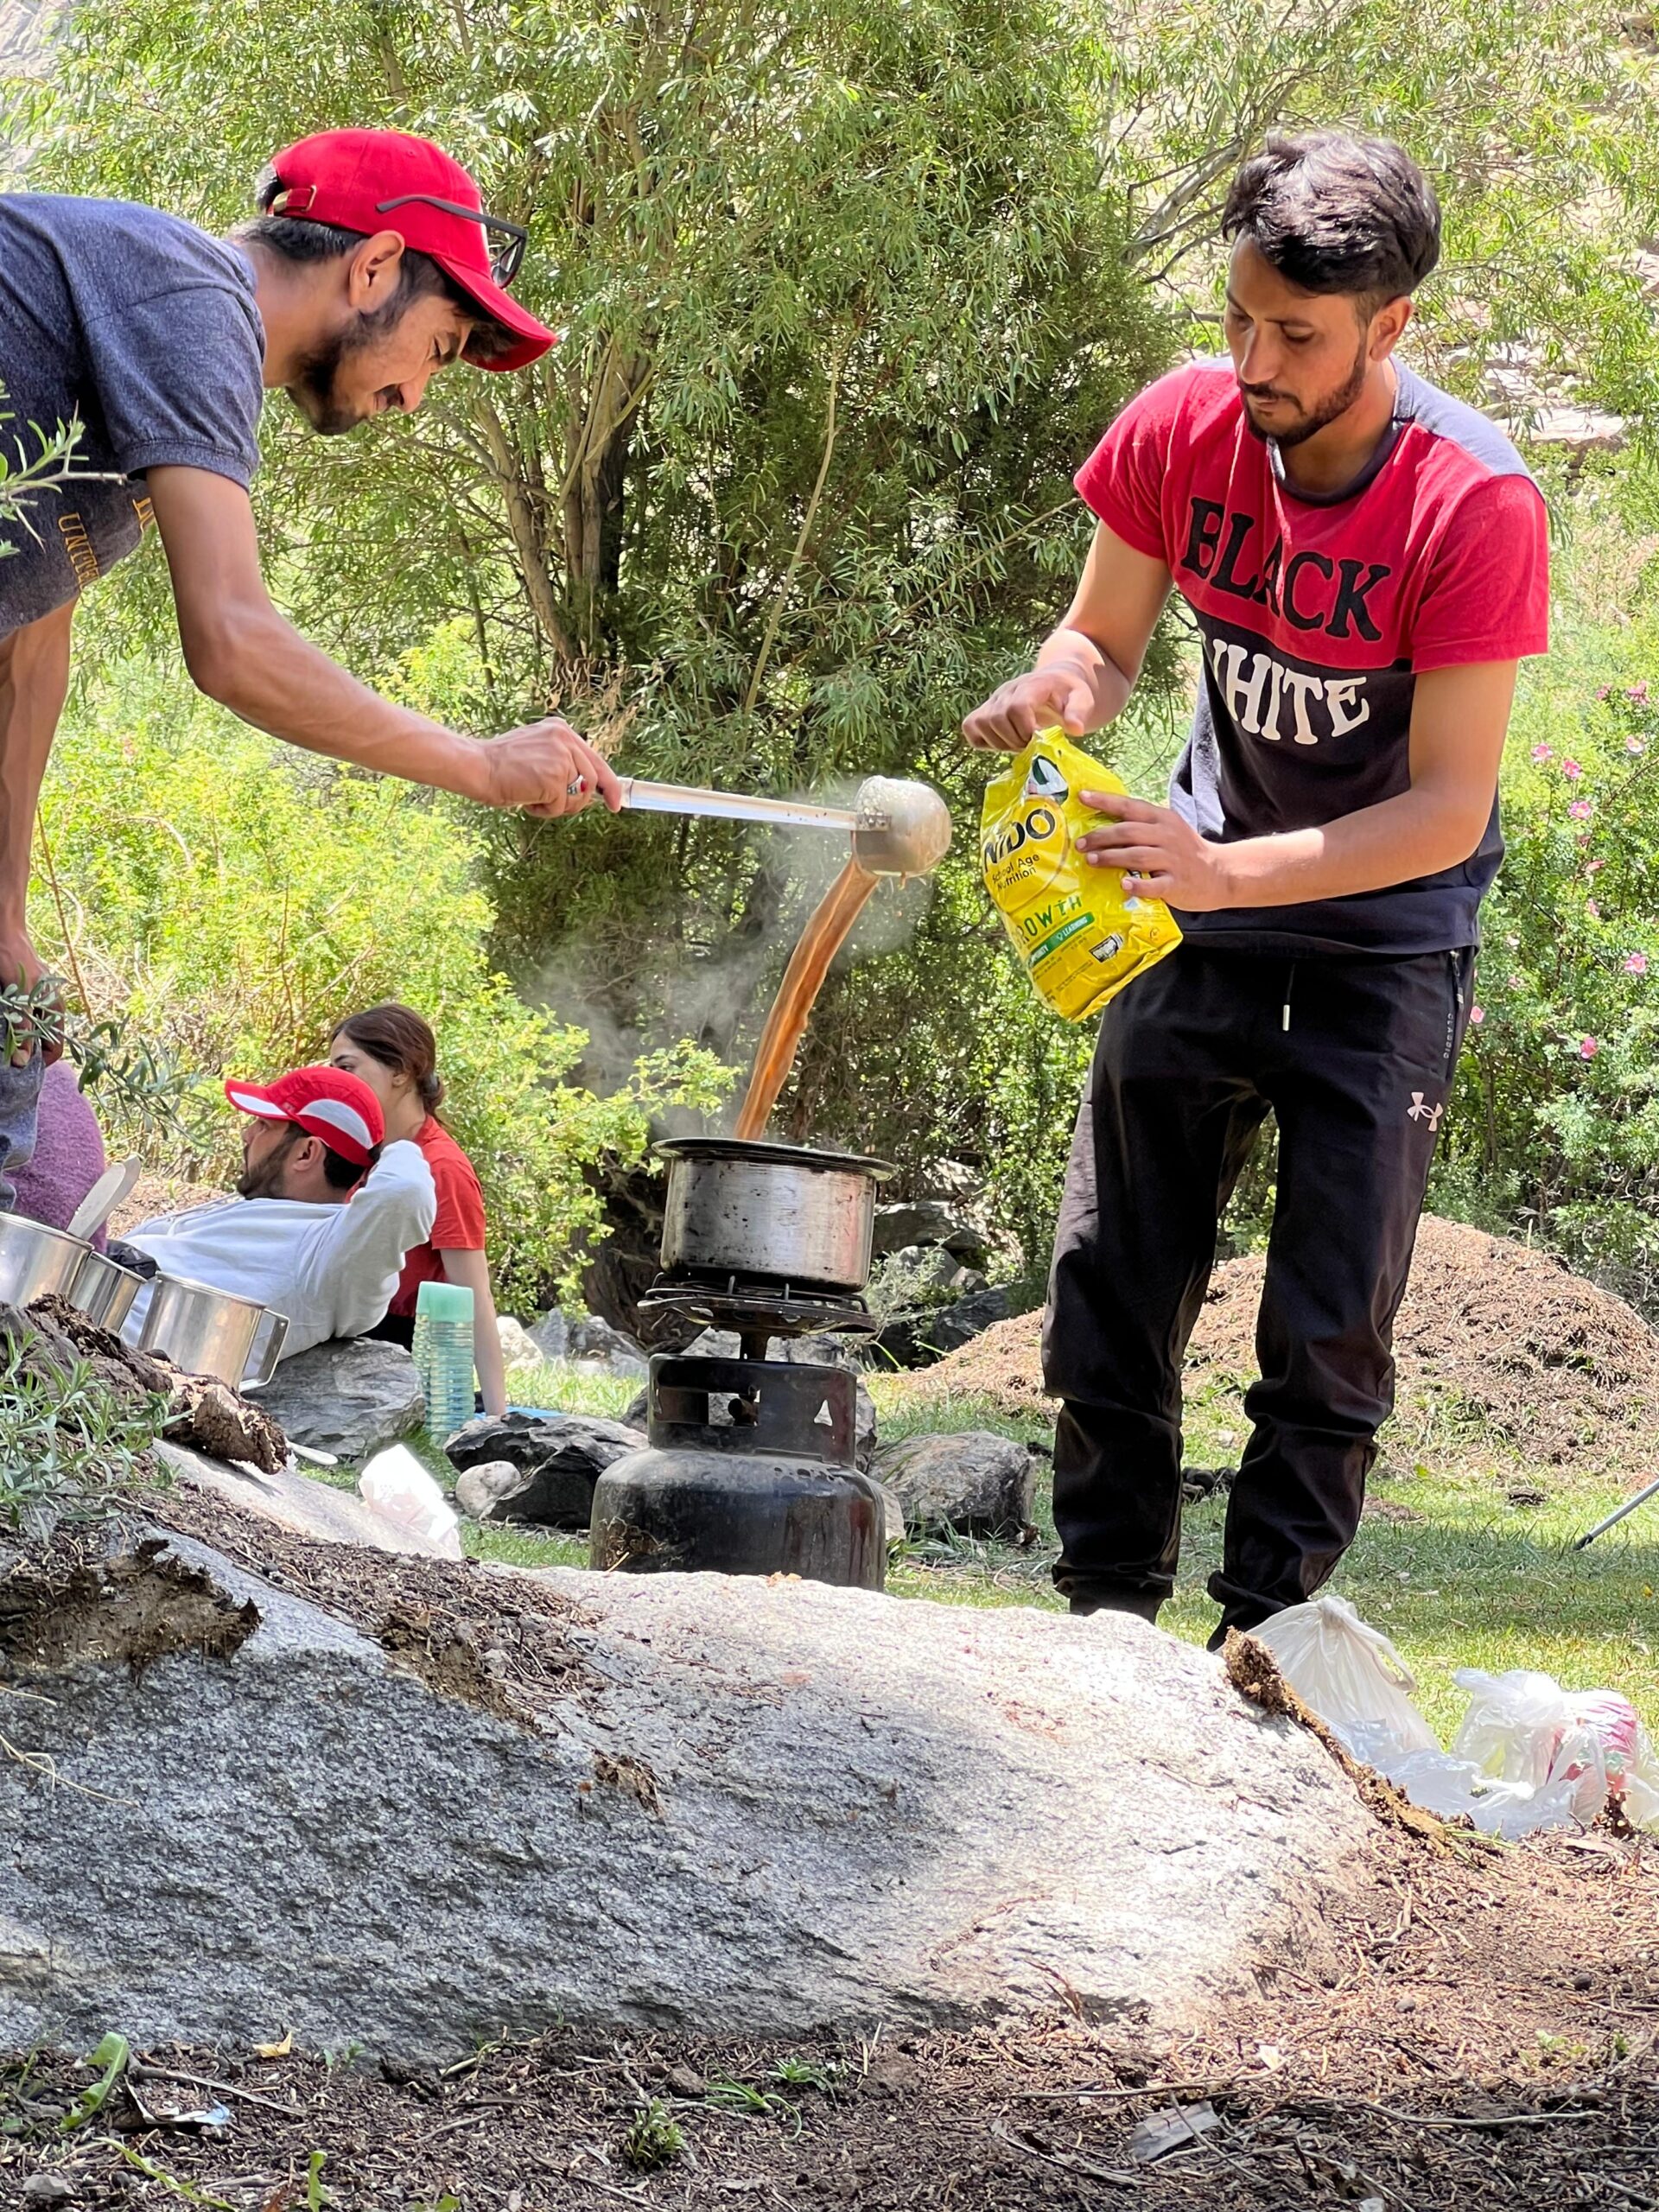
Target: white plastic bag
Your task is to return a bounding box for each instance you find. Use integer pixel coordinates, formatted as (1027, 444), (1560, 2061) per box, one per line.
(1249, 1595), (1440, 1770)
(1248, 1601), (1659, 1839)
(357, 1444), (463, 1560)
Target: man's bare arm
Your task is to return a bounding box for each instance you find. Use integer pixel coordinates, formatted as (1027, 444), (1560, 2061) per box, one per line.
(962, 523), (1172, 750)
(145, 467), (619, 817)
(0, 601), (74, 1000)
(1075, 661), (1519, 909)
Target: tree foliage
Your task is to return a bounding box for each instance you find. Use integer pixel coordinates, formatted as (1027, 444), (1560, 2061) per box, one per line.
(12, 0), (1659, 1289)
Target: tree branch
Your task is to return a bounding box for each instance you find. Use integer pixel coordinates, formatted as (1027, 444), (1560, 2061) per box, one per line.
(742, 344), (845, 715)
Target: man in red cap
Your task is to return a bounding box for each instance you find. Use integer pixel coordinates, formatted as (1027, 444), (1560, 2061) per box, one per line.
(123, 1065), (439, 1360)
(0, 129), (615, 1198)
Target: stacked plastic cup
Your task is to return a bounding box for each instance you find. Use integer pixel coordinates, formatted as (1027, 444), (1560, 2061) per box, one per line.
(413, 1278), (476, 1441)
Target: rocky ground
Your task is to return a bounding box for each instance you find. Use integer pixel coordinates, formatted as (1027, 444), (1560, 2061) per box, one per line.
(9, 1821), (1658, 2209)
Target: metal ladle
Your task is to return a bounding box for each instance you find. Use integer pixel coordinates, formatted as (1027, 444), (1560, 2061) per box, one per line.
(615, 773), (952, 877)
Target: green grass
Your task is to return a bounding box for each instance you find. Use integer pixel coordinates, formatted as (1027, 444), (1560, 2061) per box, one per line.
(304, 1351), (1659, 1746)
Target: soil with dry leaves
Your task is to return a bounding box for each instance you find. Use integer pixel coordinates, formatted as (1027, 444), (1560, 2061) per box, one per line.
(9, 1820), (1659, 2209)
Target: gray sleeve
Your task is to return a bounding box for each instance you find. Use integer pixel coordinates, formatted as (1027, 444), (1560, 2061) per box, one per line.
(78, 282), (264, 486)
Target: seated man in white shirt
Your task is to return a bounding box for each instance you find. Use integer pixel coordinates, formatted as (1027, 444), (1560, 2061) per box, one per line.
(124, 1065), (436, 1359)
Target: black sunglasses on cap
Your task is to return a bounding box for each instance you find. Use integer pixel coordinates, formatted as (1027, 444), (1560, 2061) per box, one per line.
(375, 193), (529, 288)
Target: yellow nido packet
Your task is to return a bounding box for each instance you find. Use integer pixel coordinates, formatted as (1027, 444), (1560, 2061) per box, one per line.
(980, 728), (1181, 1020)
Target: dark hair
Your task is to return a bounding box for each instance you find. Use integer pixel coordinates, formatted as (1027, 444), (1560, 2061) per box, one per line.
(1222, 132), (1440, 313)
(332, 1002), (445, 1116)
(275, 1117), (376, 1192)
(233, 163), (518, 366)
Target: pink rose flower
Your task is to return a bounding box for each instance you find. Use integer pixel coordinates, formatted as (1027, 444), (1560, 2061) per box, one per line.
(1598, 685), (1611, 700)
(1588, 899), (1602, 918)
(1469, 1004), (1485, 1024)
(1532, 744), (1554, 763)
(1563, 759), (1584, 780)
(1626, 953), (1649, 976)
(1586, 858), (1605, 875)
(1570, 799), (1593, 819)
(1630, 682), (1649, 703)
(1581, 1037), (1600, 1059)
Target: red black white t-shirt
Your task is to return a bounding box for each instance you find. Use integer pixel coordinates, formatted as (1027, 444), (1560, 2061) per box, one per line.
(1075, 359), (1549, 953)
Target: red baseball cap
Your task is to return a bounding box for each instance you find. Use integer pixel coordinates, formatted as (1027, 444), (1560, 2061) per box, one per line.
(226, 1066), (385, 1167)
(264, 126), (556, 372)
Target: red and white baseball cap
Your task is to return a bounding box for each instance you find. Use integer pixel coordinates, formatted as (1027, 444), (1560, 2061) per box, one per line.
(225, 1066), (385, 1167)
(263, 126), (556, 372)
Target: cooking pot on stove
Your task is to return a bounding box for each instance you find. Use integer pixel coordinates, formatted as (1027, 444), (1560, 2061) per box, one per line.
(0, 1214), (91, 1308)
(657, 1137), (893, 1294)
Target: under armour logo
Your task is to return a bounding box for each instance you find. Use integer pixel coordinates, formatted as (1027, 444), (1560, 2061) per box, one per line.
(1408, 1092), (1444, 1130)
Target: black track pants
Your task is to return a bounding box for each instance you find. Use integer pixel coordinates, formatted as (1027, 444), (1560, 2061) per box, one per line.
(1042, 941), (1472, 1639)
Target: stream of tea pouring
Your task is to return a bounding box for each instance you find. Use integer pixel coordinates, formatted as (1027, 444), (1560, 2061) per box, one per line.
(730, 777), (952, 1141)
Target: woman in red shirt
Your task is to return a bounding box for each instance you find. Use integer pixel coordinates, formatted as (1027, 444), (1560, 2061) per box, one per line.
(327, 1002), (509, 1418)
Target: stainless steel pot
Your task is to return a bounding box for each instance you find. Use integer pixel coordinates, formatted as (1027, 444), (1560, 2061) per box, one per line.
(0, 1214), (91, 1307)
(69, 1246), (143, 1332)
(657, 1137), (892, 1292)
(126, 1273), (289, 1390)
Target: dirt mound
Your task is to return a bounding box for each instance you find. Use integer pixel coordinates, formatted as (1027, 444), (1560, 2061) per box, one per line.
(903, 1217), (1659, 1474)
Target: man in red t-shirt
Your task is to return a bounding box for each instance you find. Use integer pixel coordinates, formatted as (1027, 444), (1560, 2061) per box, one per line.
(963, 131), (1548, 1643)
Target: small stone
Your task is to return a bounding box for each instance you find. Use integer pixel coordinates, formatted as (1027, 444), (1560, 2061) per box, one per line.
(454, 1461), (531, 1521)
(496, 1316), (540, 1372)
(23, 2180), (76, 2208)
(481, 1648), (512, 1678)
(665, 2063), (705, 2098)
(1573, 1972), (1593, 1990)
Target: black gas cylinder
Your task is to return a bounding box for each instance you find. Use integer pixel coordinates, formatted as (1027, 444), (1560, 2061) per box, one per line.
(588, 1352), (885, 1590)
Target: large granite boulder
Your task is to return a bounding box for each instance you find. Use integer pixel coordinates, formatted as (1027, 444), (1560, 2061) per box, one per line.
(0, 1522), (1373, 2058)
(446, 1411), (646, 1528)
(255, 1338), (424, 1463)
(875, 1430), (1038, 1538)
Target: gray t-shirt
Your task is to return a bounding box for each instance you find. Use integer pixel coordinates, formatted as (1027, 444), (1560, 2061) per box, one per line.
(0, 194), (264, 636)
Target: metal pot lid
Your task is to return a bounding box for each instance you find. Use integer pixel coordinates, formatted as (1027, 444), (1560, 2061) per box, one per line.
(655, 1135), (894, 1180)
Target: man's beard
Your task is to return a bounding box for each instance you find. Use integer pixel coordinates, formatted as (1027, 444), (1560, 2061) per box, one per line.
(236, 1135), (296, 1200)
(1240, 340), (1370, 450)
(285, 300), (403, 437)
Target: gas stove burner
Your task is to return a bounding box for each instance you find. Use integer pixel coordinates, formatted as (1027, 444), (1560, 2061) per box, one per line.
(637, 1268), (877, 1343)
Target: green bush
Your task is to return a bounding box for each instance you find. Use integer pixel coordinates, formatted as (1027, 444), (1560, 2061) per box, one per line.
(30, 651), (729, 1308)
(1434, 575), (1659, 1312)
